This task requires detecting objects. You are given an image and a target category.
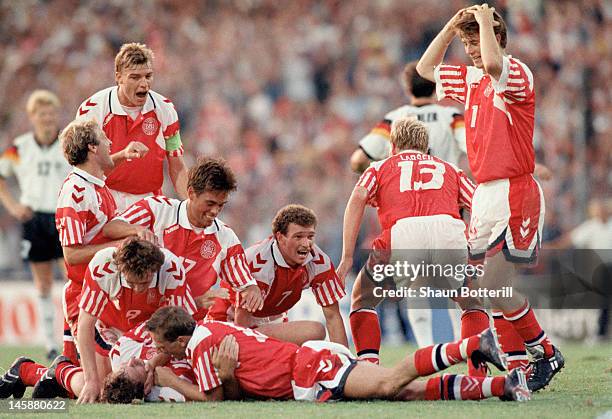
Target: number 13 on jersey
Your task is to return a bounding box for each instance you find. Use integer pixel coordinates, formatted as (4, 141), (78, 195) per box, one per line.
(398, 160), (446, 192)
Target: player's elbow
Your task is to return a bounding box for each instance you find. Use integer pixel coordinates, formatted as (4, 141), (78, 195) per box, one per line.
(62, 247), (79, 265)
(350, 150), (369, 174)
(416, 60), (434, 82)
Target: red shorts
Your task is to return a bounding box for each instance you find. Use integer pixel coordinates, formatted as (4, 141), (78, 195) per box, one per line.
(62, 280), (82, 329)
(468, 174), (544, 264)
(291, 341), (357, 401)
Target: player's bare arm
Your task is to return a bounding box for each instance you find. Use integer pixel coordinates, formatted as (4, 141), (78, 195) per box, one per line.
(76, 310), (102, 404)
(110, 141), (149, 167)
(465, 4), (503, 79)
(196, 287), (230, 310)
(337, 185), (368, 282)
(103, 219), (158, 245)
(153, 366), (223, 401)
(0, 178), (33, 222)
(144, 352), (171, 394)
(212, 335), (242, 400)
(322, 303), (349, 346)
(168, 155), (188, 199)
(416, 8), (467, 81)
(62, 240), (124, 265)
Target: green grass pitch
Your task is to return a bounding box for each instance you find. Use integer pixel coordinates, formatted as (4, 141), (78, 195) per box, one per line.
(0, 342), (610, 418)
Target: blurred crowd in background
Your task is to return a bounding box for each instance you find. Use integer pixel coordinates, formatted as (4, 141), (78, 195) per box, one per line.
(0, 0), (609, 274)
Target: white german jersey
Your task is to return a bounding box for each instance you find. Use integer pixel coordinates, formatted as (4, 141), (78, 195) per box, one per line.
(0, 133), (71, 212)
(359, 103), (466, 165)
(115, 197), (256, 305)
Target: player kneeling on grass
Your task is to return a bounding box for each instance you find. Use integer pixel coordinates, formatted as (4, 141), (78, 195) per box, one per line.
(208, 204), (348, 346)
(147, 306), (530, 402)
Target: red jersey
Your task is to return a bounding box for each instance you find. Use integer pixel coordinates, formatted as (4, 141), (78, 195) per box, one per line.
(186, 320), (298, 399)
(242, 237), (345, 317)
(357, 150), (474, 230)
(434, 56), (536, 183)
(76, 87), (183, 195)
(78, 246), (197, 332)
(55, 168), (117, 283)
(114, 197), (256, 316)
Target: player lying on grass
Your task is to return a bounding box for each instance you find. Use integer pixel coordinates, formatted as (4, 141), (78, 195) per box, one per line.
(0, 321), (236, 403)
(208, 204), (348, 346)
(146, 306), (530, 402)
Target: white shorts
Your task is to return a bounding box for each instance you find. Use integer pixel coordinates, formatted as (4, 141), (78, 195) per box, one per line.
(375, 215), (468, 289)
(468, 174), (544, 264)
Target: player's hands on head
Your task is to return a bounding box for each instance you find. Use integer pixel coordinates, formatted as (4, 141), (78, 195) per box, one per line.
(464, 3), (500, 27)
(135, 226), (159, 245)
(239, 284), (264, 312)
(77, 380), (100, 404)
(196, 287), (230, 309)
(212, 335), (239, 381)
(123, 141), (149, 160)
(154, 366), (177, 388)
(9, 203), (33, 222)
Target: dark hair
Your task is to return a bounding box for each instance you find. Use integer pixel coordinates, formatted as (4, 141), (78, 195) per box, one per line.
(60, 120), (101, 166)
(272, 204), (317, 235)
(100, 371), (144, 404)
(455, 9), (508, 49)
(114, 237), (165, 277)
(188, 157), (238, 195)
(146, 306), (196, 342)
(403, 62), (435, 98)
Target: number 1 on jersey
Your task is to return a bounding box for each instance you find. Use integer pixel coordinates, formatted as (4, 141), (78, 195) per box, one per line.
(470, 105), (479, 128)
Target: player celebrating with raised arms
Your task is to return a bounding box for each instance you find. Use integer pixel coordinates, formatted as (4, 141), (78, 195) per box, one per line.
(102, 157), (264, 319)
(76, 42), (188, 211)
(208, 204), (347, 346)
(416, 4), (563, 391)
(146, 306), (529, 403)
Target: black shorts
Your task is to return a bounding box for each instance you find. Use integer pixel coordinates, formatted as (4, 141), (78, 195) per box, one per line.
(22, 212), (63, 262)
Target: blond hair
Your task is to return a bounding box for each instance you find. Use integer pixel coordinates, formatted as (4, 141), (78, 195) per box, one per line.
(26, 90), (60, 115)
(390, 118), (429, 153)
(60, 119), (101, 166)
(114, 42), (154, 74)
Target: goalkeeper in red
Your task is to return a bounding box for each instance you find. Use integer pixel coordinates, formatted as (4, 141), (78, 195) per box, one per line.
(416, 3), (563, 391)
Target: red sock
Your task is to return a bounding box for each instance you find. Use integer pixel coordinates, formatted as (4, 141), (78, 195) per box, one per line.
(493, 311), (528, 371)
(350, 308), (381, 364)
(414, 335), (480, 376)
(424, 374), (505, 400)
(19, 362), (48, 387)
(461, 309), (490, 377)
(62, 322), (79, 366)
(55, 361), (82, 398)
(505, 301), (554, 358)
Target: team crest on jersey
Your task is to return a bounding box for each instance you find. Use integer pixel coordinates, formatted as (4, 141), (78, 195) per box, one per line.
(484, 82), (494, 98)
(147, 290), (163, 305)
(142, 117), (158, 136)
(200, 240), (216, 259)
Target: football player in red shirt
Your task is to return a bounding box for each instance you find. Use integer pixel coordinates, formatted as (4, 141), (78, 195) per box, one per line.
(338, 118), (488, 370)
(55, 119), (145, 364)
(416, 4), (563, 390)
(76, 43), (188, 212)
(208, 205), (347, 346)
(102, 157), (264, 318)
(74, 238), (197, 403)
(146, 306), (529, 403)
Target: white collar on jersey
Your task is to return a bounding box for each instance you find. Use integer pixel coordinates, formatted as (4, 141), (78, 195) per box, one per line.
(109, 86), (156, 116)
(179, 201), (220, 234)
(72, 167), (105, 187)
(271, 238), (313, 268)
